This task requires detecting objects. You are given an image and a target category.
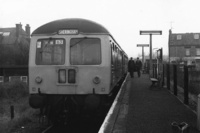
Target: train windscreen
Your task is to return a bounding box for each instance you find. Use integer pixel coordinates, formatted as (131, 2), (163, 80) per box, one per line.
(36, 38), (65, 65)
(70, 38), (101, 65)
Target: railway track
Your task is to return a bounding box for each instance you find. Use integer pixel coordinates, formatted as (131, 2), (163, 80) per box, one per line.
(42, 111), (108, 133)
(42, 77), (126, 133)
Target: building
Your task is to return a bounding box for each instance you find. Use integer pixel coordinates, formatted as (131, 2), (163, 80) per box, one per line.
(0, 23), (30, 45)
(0, 23), (30, 82)
(168, 29), (200, 66)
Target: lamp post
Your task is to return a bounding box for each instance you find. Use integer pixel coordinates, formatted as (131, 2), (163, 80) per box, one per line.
(137, 44), (149, 69)
(140, 30), (162, 77)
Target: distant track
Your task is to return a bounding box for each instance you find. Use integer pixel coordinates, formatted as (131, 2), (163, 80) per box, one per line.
(42, 125), (53, 133)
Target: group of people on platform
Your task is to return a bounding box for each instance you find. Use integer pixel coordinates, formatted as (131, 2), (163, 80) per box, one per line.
(128, 57), (142, 78)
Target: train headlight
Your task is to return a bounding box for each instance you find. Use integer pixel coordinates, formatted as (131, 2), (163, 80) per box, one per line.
(93, 76), (101, 84)
(35, 76), (42, 84)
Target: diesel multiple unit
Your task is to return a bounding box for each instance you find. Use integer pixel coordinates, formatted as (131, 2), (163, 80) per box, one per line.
(29, 18), (128, 123)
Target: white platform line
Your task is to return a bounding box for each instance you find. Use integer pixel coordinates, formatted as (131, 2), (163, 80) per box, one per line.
(98, 74), (128, 133)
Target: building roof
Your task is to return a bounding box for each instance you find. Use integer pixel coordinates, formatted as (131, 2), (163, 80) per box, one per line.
(0, 27), (28, 45)
(0, 27), (16, 44)
(32, 18), (110, 35)
(169, 32), (200, 45)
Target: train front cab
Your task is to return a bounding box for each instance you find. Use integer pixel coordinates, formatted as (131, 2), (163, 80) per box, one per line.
(28, 34), (120, 109)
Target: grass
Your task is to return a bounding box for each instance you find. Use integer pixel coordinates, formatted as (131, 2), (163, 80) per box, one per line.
(0, 80), (40, 133)
(0, 80), (28, 100)
(0, 106), (35, 133)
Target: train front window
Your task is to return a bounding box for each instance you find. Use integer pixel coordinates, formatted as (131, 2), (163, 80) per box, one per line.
(36, 38), (65, 65)
(70, 38), (101, 65)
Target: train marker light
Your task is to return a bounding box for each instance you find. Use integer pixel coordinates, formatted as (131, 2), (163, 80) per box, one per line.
(93, 76), (101, 84)
(35, 76), (42, 84)
(58, 69), (66, 83)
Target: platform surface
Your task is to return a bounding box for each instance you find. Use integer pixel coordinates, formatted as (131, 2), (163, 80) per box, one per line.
(124, 74), (200, 133)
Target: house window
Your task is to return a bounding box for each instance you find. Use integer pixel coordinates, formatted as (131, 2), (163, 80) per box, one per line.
(185, 48), (190, 56)
(8, 76), (28, 83)
(194, 34), (199, 39)
(21, 76), (28, 82)
(9, 76), (21, 82)
(177, 35), (182, 40)
(196, 48), (200, 56)
(3, 32), (10, 36)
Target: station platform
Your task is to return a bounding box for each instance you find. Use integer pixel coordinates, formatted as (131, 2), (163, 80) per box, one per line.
(99, 73), (200, 133)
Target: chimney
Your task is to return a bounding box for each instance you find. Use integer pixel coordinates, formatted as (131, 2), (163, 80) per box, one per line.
(169, 29), (172, 35)
(16, 23), (22, 37)
(25, 24), (30, 38)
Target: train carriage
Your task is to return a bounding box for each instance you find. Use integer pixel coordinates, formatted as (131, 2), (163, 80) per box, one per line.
(29, 18), (128, 122)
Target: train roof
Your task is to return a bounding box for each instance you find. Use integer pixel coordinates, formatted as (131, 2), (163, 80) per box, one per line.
(32, 18), (110, 35)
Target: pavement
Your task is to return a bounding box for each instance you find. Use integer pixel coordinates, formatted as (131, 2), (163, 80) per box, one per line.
(125, 73), (200, 133)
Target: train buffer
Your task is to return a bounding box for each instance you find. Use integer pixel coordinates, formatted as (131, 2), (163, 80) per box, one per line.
(150, 78), (159, 87)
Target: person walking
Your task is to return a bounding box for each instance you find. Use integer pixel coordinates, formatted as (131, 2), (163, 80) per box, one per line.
(135, 57), (142, 77)
(128, 57), (135, 78)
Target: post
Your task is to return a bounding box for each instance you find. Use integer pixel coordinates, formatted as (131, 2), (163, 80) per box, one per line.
(167, 64), (170, 90)
(184, 65), (189, 105)
(10, 105), (14, 119)
(162, 64), (165, 86)
(197, 94), (200, 130)
(173, 65), (177, 96)
(149, 34), (152, 77)
(153, 64), (155, 78)
(142, 47), (144, 67)
(155, 64), (157, 79)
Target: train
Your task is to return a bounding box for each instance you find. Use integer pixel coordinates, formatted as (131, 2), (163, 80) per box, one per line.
(28, 18), (128, 123)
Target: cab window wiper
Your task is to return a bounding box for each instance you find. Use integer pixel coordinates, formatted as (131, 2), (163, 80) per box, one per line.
(40, 37), (52, 53)
(70, 37), (87, 47)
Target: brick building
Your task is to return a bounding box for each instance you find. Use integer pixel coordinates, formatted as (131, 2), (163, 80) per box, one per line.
(168, 29), (200, 66)
(0, 23), (30, 82)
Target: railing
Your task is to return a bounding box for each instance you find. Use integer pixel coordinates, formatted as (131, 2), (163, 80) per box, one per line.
(162, 64), (200, 105)
(154, 63), (200, 130)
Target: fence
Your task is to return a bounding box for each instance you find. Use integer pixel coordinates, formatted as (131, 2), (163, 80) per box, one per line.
(163, 64), (200, 97)
(161, 64), (200, 105)
(160, 63), (200, 130)
(0, 66), (28, 83)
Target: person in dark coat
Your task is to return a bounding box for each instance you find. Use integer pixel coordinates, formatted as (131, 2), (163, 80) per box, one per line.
(135, 57), (142, 77)
(128, 57), (135, 78)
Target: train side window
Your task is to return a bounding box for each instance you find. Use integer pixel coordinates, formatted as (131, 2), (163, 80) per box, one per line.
(112, 43), (115, 64)
(112, 43), (115, 51)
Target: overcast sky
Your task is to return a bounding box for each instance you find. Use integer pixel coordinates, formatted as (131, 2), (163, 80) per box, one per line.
(1, 0), (200, 58)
